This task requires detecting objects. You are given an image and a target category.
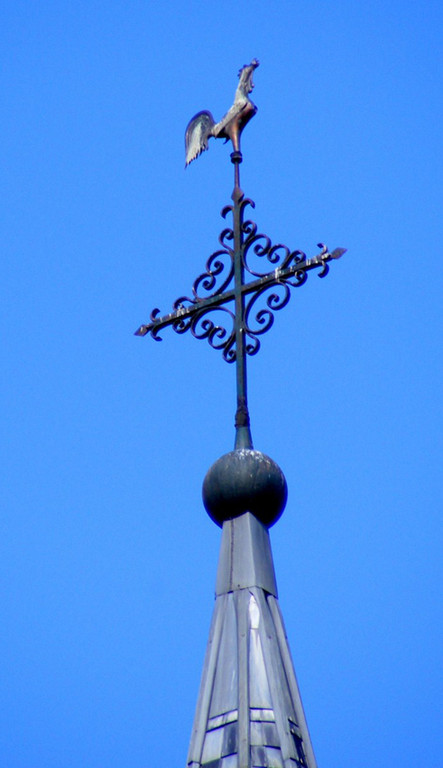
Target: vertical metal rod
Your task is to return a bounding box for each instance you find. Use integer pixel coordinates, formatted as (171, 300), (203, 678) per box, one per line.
(231, 151), (253, 450)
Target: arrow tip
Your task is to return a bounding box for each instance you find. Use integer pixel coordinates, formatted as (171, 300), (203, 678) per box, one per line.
(331, 247), (347, 259)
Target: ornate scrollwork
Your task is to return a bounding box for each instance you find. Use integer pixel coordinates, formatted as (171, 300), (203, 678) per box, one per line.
(135, 195), (345, 364)
(243, 282), (291, 356)
(240, 198), (306, 278)
(174, 305), (236, 363)
(145, 303), (236, 361)
(192, 248), (234, 300)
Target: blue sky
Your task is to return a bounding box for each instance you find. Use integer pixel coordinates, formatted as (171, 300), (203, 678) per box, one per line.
(1, 2), (442, 767)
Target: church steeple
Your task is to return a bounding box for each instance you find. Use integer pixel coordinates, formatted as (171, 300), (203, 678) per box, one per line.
(187, 452), (317, 768)
(136, 60), (346, 768)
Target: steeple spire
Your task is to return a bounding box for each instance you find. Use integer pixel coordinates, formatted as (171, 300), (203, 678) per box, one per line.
(187, 511), (317, 768)
(136, 60), (346, 768)
(185, 447), (315, 768)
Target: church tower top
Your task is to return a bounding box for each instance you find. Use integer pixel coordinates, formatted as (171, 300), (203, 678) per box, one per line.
(136, 60), (346, 767)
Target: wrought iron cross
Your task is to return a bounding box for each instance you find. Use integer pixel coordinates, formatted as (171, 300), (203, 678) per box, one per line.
(135, 61), (346, 450)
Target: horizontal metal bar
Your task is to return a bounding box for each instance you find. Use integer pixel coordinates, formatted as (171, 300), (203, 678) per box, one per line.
(134, 248), (346, 337)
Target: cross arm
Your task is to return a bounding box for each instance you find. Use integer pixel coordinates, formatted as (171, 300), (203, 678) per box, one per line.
(134, 287), (236, 340)
(134, 245), (346, 342)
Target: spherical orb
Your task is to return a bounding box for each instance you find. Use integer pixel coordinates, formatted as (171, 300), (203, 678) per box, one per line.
(202, 448), (288, 528)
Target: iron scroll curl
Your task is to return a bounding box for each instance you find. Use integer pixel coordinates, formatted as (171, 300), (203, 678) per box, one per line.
(173, 305), (236, 363)
(192, 247), (234, 300)
(243, 282), (291, 356)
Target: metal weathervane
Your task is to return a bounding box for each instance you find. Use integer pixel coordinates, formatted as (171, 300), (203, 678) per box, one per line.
(136, 59), (346, 449)
(137, 61), (348, 768)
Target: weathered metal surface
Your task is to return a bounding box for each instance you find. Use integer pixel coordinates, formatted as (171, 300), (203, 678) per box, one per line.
(186, 512), (317, 768)
(203, 449), (287, 529)
(185, 59), (259, 166)
(215, 512), (278, 597)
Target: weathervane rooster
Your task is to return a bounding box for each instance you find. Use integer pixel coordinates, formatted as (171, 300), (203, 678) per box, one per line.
(185, 59), (259, 167)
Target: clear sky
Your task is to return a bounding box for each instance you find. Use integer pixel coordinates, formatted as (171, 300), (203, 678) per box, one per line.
(1, 2), (442, 767)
